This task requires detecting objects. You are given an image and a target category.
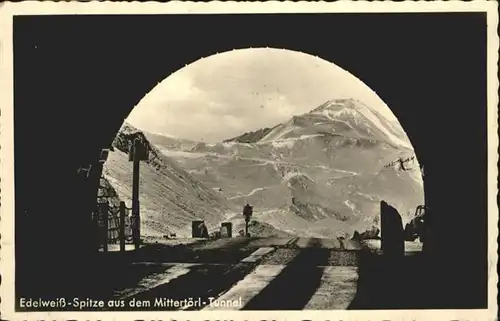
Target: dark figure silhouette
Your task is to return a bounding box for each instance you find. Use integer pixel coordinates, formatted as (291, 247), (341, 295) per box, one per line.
(380, 201), (405, 257)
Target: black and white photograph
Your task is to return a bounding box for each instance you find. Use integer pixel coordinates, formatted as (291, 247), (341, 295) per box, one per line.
(0, 2), (497, 320)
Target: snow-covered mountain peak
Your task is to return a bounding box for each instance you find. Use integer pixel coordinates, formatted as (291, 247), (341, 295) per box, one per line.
(256, 98), (412, 150)
(310, 98), (359, 113)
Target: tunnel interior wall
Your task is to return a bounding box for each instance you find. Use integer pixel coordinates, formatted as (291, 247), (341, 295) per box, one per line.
(13, 13), (488, 307)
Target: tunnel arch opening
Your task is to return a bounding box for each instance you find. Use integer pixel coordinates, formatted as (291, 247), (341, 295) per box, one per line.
(100, 47), (426, 242)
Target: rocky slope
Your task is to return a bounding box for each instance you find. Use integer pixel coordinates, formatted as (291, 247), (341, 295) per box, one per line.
(156, 99), (425, 238)
(101, 123), (231, 237)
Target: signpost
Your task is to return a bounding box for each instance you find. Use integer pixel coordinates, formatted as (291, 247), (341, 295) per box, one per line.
(243, 204), (253, 237)
(129, 137), (148, 249)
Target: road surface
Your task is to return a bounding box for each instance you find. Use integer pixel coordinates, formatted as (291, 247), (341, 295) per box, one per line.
(88, 236), (425, 311)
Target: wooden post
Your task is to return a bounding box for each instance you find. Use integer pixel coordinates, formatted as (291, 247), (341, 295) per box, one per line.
(119, 201), (126, 252)
(102, 201), (109, 253)
(132, 138), (141, 249)
(380, 201), (404, 257)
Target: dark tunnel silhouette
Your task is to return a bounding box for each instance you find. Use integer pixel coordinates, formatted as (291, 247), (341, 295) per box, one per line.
(13, 13), (488, 310)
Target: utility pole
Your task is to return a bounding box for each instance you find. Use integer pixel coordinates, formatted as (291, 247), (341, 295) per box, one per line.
(129, 137), (148, 250)
(132, 139), (140, 249)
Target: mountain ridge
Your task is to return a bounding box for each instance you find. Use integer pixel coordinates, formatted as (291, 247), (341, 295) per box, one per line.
(223, 126), (279, 144)
(146, 98), (424, 238)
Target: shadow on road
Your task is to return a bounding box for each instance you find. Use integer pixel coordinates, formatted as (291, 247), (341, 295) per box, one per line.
(89, 237), (261, 311)
(348, 250), (432, 310)
(126, 261), (258, 311)
(125, 237), (257, 264)
(242, 238), (329, 310)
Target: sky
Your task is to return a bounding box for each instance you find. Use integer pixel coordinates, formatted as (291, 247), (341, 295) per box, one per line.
(126, 47), (399, 143)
